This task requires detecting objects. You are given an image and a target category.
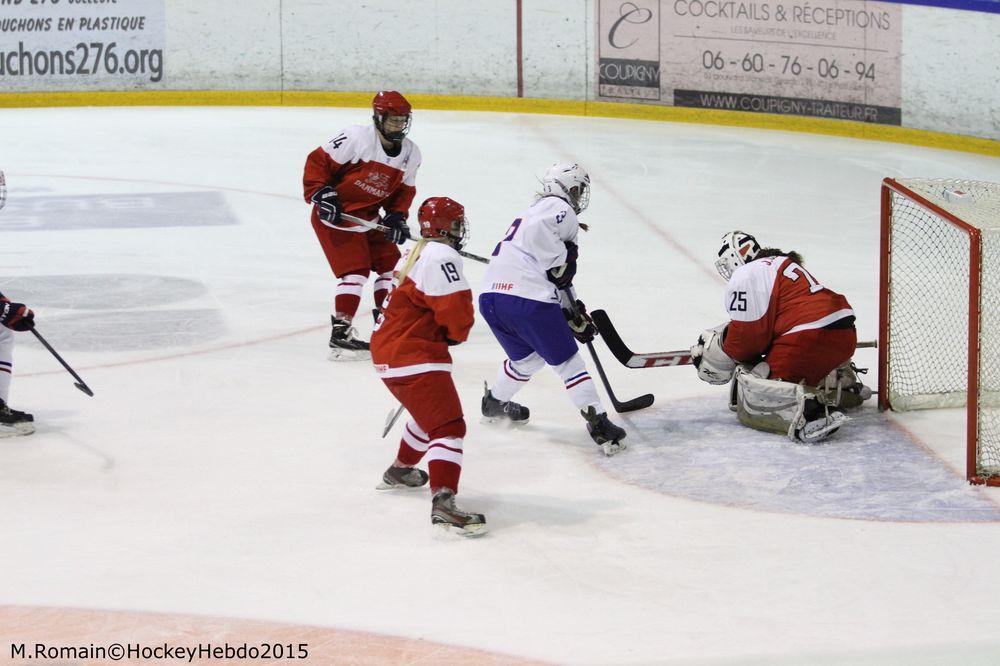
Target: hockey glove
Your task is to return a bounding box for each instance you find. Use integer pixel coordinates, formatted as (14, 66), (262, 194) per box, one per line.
(690, 324), (737, 385)
(563, 299), (597, 344)
(310, 185), (342, 224)
(0, 298), (34, 331)
(546, 241), (578, 290)
(382, 212), (411, 245)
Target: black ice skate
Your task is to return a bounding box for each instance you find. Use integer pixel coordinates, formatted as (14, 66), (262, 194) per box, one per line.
(431, 490), (487, 537)
(376, 464), (429, 490)
(0, 399), (34, 438)
(581, 406), (627, 456)
(481, 383), (530, 425)
(328, 315), (370, 361)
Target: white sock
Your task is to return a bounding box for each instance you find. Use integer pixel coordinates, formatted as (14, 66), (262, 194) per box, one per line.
(490, 352), (544, 402)
(553, 352), (602, 413)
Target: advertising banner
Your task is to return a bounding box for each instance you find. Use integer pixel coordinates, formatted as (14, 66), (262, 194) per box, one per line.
(0, 0), (165, 90)
(598, 0), (902, 124)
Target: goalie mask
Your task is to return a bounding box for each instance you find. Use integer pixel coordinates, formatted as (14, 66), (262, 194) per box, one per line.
(715, 230), (761, 280)
(372, 90), (412, 144)
(418, 196), (469, 249)
(541, 163), (591, 214)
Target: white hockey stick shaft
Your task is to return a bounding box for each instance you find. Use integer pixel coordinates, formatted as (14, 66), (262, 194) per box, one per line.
(339, 212), (490, 264)
(382, 403), (407, 438)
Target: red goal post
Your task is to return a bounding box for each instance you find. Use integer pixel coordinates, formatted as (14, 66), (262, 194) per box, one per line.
(879, 178), (1000, 486)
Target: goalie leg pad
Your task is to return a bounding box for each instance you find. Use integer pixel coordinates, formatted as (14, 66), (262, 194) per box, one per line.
(735, 369), (849, 444)
(734, 368), (807, 438)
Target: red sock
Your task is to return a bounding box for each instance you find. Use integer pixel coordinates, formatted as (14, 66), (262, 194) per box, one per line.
(429, 459), (461, 495)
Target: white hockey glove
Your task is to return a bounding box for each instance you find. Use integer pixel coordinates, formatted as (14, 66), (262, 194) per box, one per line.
(690, 324), (737, 385)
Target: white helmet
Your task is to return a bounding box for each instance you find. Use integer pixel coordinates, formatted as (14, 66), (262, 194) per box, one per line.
(541, 163), (591, 214)
(715, 230), (760, 280)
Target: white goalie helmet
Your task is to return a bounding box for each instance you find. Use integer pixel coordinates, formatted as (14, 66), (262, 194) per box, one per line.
(715, 230), (761, 280)
(541, 162), (591, 214)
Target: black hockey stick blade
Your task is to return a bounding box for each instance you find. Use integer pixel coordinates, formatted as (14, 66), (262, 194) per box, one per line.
(584, 340), (654, 413)
(31, 328), (94, 396)
(591, 309), (694, 369)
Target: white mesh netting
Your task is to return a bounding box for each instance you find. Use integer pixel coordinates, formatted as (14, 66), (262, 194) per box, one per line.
(887, 178), (1000, 478)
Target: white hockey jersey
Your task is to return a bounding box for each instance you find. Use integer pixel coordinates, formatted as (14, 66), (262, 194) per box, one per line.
(481, 196), (579, 304)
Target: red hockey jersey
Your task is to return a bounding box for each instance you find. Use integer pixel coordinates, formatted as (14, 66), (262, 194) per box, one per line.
(370, 242), (474, 377)
(722, 255), (853, 362)
(303, 124), (421, 232)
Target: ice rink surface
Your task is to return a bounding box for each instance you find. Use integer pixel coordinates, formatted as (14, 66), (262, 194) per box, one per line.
(1, 106), (999, 664)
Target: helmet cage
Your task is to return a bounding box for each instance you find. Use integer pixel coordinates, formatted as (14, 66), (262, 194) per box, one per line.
(374, 112), (412, 143)
(715, 231), (761, 280)
(372, 91), (412, 143)
(542, 163), (591, 214)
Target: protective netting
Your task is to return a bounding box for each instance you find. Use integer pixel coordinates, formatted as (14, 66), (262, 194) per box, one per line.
(887, 178), (1000, 478)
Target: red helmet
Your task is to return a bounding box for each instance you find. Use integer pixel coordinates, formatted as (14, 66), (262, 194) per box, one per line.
(372, 91), (412, 143)
(372, 90), (411, 116)
(418, 197), (468, 248)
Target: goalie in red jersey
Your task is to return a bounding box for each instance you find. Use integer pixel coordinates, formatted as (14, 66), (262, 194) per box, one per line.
(370, 197), (486, 538)
(303, 91), (421, 360)
(691, 231), (871, 443)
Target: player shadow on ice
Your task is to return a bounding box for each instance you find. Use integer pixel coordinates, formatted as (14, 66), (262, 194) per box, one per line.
(0, 274), (208, 309)
(595, 396), (1000, 522)
(26, 309), (227, 352)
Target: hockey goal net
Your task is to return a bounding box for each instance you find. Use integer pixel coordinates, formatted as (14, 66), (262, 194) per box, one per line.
(879, 178), (1000, 485)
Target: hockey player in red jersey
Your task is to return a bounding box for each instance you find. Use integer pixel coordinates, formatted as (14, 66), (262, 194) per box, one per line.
(370, 197), (486, 537)
(691, 231), (870, 443)
(303, 91), (422, 360)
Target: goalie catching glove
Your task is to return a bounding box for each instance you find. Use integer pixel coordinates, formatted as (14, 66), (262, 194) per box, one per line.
(562, 298), (596, 344)
(690, 324), (736, 385)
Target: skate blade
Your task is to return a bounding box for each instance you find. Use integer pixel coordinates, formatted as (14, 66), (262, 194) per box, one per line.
(375, 481), (425, 491)
(432, 522), (489, 539)
(327, 347), (371, 362)
(0, 423), (35, 438)
(601, 440), (627, 456)
(479, 415), (529, 427)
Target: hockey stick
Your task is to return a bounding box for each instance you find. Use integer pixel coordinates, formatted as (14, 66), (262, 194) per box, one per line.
(592, 308), (877, 370)
(565, 288), (654, 413)
(31, 328), (94, 396)
(340, 213), (490, 264)
(382, 403), (406, 438)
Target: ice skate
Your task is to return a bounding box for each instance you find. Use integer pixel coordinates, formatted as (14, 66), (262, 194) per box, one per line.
(795, 410), (849, 444)
(581, 406), (626, 456)
(480, 383), (529, 425)
(0, 399), (34, 438)
(376, 464), (428, 490)
(328, 315), (371, 361)
(431, 490), (487, 537)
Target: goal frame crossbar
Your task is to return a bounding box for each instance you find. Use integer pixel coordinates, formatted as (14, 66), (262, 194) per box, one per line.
(878, 177), (996, 485)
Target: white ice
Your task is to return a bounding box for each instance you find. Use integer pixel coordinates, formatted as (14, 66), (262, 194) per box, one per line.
(1, 106), (999, 664)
